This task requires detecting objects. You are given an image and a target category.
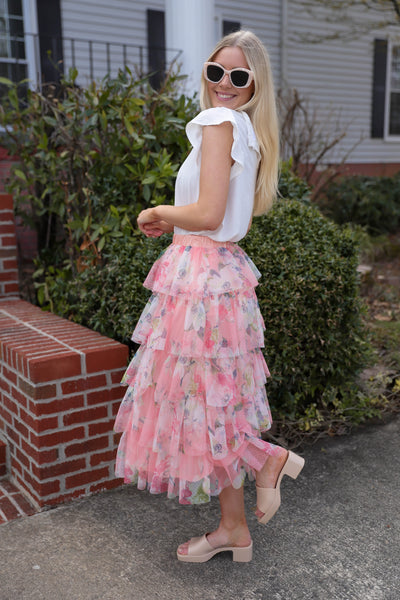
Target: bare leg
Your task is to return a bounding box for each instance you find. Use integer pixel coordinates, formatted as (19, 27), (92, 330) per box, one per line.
(177, 485), (251, 556)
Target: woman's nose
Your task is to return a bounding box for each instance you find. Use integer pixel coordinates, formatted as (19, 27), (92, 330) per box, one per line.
(219, 73), (231, 87)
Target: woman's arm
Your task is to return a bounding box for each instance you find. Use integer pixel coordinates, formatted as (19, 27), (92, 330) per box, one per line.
(137, 121), (233, 235)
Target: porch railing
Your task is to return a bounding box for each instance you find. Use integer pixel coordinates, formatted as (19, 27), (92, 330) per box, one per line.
(0, 32), (182, 87)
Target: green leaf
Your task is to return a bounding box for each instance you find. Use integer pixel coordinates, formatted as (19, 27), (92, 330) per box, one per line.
(14, 169), (27, 181)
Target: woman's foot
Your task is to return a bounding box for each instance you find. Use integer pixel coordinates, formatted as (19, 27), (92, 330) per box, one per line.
(255, 449), (305, 524)
(177, 524), (251, 557)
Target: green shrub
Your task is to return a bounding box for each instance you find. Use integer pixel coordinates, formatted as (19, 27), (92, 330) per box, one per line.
(241, 199), (371, 416)
(0, 67), (198, 264)
(278, 159), (311, 203)
(319, 174), (400, 235)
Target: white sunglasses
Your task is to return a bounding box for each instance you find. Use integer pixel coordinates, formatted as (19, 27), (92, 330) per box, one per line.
(203, 62), (254, 89)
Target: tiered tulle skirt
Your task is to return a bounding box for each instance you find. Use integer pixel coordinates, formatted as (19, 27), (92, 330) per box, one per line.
(114, 234), (279, 504)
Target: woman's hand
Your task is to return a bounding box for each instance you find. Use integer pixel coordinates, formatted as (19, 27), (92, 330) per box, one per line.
(137, 208), (174, 237)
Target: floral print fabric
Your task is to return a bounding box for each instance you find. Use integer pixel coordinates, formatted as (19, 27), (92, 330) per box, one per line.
(114, 234), (280, 504)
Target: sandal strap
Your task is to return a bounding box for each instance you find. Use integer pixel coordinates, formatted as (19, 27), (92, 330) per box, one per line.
(187, 534), (214, 557)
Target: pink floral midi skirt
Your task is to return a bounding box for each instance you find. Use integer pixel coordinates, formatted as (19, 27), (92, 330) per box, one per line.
(114, 234), (280, 504)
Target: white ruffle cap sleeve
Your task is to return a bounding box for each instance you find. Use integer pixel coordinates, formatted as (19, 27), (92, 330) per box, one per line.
(185, 107), (256, 180)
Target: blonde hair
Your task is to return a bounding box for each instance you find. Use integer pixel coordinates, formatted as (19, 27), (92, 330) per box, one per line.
(200, 30), (279, 216)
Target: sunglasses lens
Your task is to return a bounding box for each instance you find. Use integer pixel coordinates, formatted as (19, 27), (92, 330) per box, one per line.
(206, 64), (224, 83)
(230, 70), (250, 87)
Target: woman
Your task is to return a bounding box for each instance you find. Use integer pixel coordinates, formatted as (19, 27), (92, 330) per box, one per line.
(114, 30), (304, 563)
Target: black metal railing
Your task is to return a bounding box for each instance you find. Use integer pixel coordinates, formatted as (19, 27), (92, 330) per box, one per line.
(0, 32), (182, 86)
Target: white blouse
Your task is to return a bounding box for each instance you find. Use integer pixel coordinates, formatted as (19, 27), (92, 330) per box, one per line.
(174, 107), (260, 243)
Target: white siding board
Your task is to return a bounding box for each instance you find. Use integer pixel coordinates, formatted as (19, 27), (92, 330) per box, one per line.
(60, 0), (165, 83)
(54, 0), (398, 165)
(286, 2), (400, 164)
(215, 0), (281, 82)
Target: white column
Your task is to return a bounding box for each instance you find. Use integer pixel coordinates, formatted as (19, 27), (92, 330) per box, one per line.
(165, 0), (216, 91)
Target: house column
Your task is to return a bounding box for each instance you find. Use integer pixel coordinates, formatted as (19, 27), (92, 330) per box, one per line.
(165, 0), (215, 90)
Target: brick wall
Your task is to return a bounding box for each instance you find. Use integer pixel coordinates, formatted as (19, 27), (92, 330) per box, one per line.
(0, 192), (129, 510)
(0, 194), (19, 298)
(0, 300), (128, 509)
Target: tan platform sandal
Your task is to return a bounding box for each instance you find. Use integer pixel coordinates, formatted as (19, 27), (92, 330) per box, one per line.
(256, 450), (305, 525)
(177, 534), (253, 563)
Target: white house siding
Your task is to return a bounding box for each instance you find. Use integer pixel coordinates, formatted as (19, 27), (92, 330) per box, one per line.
(60, 0), (165, 85)
(285, 2), (400, 166)
(215, 0), (282, 85)
(59, 0), (282, 87)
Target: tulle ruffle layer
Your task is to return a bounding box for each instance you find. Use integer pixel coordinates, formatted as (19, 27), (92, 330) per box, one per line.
(114, 235), (277, 504)
(143, 237), (261, 297)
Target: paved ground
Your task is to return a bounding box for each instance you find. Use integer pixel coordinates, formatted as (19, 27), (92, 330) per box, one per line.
(0, 415), (399, 600)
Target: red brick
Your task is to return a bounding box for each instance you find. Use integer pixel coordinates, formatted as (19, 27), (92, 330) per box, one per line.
(13, 419), (29, 440)
(85, 345), (128, 373)
(21, 439), (58, 465)
(86, 389), (112, 406)
(111, 386), (124, 401)
(88, 374), (108, 388)
(0, 464), (6, 476)
(1, 235), (17, 247)
(0, 193), (13, 209)
(63, 405), (108, 427)
(65, 466), (109, 489)
(90, 478), (122, 494)
(0, 496), (20, 520)
(19, 408), (58, 433)
(0, 479), (15, 494)
(111, 399), (122, 416)
(13, 474), (40, 507)
(12, 493), (36, 516)
(33, 383), (57, 400)
(65, 435), (109, 458)
(61, 378), (87, 395)
(0, 224), (16, 234)
(10, 386), (28, 408)
(30, 426), (85, 449)
(0, 377), (11, 394)
(0, 270), (17, 282)
(2, 365), (17, 385)
(3, 258), (18, 270)
(3, 283), (19, 294)
(88, 419), (115, 436)
(32, 457), (86, 480)
(6, 425), (20, 445)
(28, 352), (82, 383)
(40, 488), (85, 508)
(0, 440), (6, 463)
(15, 446), (30, 469)
(2, 394), (18, 416)
(90, 449), (115, 467)
(18, 378), (36, 399)
(31, 395), (84, 416)
(111, 369), (126, 384)
(23, 470), (60, 497)
(2, 406), (13, 425)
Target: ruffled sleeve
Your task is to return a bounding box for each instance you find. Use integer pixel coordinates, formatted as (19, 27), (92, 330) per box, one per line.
(186, 107), (245, 180)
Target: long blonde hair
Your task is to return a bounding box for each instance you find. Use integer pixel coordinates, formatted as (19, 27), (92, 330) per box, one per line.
(200, 30), (279, 216)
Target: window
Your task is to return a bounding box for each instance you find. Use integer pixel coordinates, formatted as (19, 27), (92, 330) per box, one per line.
(147, 9), (165, 90)
(222, 20), (241, 36)
(388, 44), (400, 136)
(0, 0), (28, 84)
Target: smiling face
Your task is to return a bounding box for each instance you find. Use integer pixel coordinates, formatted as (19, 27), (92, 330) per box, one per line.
(206, 46), (255, 110)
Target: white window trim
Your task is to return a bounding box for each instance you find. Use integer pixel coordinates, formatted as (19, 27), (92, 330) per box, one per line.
(23, 0), (39, 89)
(384, 37), (400, 142)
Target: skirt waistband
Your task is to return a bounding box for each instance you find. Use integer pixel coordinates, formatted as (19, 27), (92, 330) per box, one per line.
(173, 234), (235, 248)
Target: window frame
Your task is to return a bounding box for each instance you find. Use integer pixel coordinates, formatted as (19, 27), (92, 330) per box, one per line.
(0, 0), (39, 90)
(384, 38), (400, 142)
